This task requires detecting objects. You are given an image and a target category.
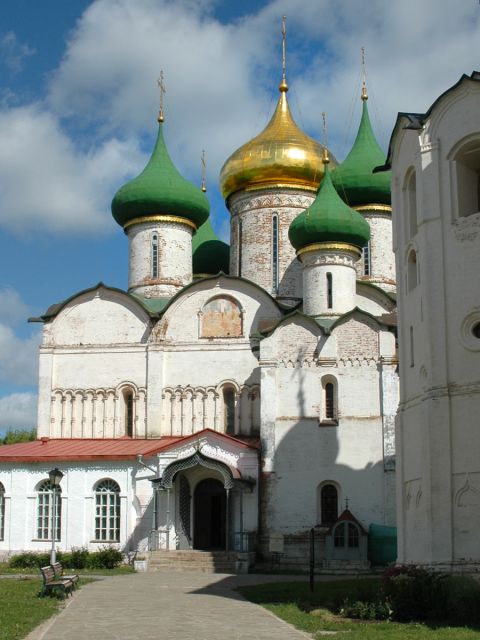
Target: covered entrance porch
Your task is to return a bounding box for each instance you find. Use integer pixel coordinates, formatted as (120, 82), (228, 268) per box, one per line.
(148, 430), (258, 557)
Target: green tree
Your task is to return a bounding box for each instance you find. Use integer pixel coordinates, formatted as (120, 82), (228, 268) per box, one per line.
(1, 429), (37, 445)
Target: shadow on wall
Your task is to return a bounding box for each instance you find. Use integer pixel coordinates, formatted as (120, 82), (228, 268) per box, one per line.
(259, 342), (387, 567)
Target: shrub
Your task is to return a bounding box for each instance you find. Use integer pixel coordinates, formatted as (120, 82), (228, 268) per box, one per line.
(68, 547), (89, 569)
(382, 564), (480, 625)
(9, 552), (50, 569)
(340, 598), (391, 621)
(86, 547), (123, 569)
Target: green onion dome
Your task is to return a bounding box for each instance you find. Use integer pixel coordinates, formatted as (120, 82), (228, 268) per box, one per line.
(111, 123), (210, 229)
(331, 98), (391, 206)
(289, 161), (371, 251)
(192, 218), (230, 275)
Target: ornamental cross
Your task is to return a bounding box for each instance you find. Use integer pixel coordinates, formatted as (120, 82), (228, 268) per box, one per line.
(201, 149), (206, 192)
(157, 70), (166, 122)
(345, 496), (350, 509)
(361, 47), (368, 101)
(281, 16), (287, 82)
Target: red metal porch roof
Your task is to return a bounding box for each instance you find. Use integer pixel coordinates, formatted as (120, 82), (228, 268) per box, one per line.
(0, 429), (259, 463)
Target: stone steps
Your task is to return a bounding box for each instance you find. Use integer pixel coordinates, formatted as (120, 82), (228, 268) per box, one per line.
(148, 550), (237, 573)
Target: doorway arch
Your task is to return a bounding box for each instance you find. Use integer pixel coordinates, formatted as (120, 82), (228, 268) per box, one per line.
(193, 478), (226, 550)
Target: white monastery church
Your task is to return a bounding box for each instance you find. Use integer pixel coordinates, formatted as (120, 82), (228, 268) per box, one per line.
(0, 43), (401, 569)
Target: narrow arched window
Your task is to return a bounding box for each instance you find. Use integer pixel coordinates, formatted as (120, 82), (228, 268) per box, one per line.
(326, 272), (333, 309)
(406, 170), (417, 238)
(238, 219), (243, 277)
(321, 484), (338, 525)
(95, 479), (120, 542)
(362, 242), (371, 276)
(37, 480), (61, 541)
(223, 387), (235, 435)
(151, 233), (159, 278)
(321, 377), (338, 424)
(0, 482), (4, 541)
(124, 390), (134, 437)
(272, 214), (279, 293)
(407, 249), (418, 292)
(325, 384), (334, 419)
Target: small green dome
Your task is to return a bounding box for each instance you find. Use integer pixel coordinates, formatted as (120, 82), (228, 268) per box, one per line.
(331, 100), (391, 206)
(111, 123), (210, 229)
(192, 218), (230, 275)
(289, 162), (370, 251)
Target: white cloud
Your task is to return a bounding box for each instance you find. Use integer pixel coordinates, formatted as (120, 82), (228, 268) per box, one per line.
(0, 324), (40, 386)
(0, 392), (37, 430)
(0, 31), (35, 74)
(0, 0), (479, 233)
(0, 104), (145, 234)
(0, 287), (31, 327)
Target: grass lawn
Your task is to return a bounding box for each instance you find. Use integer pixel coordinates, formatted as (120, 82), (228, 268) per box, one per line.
(238, 579), (480, 639)
(0, 578), (64, 640)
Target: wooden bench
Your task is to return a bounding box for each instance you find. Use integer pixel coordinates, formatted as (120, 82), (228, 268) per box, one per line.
(40, 565), (74, 598)
(52, 562), (79, 588)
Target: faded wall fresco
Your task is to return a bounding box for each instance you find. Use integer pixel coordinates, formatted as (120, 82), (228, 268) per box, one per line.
(200, 296), (242, 338)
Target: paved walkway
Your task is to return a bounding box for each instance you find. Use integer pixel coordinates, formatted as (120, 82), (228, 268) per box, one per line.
(30, 572), (316, 640)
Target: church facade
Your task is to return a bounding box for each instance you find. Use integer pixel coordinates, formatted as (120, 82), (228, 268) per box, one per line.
(0, 64), (398, 569)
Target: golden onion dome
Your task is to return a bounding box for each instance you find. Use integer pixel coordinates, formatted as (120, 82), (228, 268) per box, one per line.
(219, 83), (335, 200)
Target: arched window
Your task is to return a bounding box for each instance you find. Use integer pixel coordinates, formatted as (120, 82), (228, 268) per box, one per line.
(37, 480), (61, 541)
(453, 138), (480, 217)
(405, 169), (417, 239)
(223, 386), (235, 435)
(272, 214), (279, 293)
(94, 479), (120, 542)
(238, 219), (243, 277)
(123, 389), (134, 437)
(333, 522), (360, 548)
(321, 377), (338, 424)
(407, 249), (418, 292)
(151, 233), (159, 278)
(0, 482), (4, 541)
(320, 484), (338, 525)
(326, 272), (333, 309)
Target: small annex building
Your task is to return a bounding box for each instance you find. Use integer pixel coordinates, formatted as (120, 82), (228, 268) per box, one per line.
(0, 53), (398, 570)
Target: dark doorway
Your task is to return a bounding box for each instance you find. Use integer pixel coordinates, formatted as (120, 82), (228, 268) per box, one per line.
(193, 478), (226, 550)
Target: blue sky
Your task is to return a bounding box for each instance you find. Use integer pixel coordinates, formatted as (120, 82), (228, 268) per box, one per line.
(0, 0), (479, 434)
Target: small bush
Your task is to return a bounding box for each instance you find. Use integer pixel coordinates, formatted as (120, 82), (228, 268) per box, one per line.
(382, 564), (480, 625)
(86, 547), (123, 569)
(9, 552), (50, 569)
(68, 547), (89, 569)
(340, 598), (391, 621)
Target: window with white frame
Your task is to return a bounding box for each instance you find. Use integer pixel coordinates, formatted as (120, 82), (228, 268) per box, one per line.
(0, 482), (4, 541)
(94, 479), (120, 542)
(36, 480), (61, 541)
